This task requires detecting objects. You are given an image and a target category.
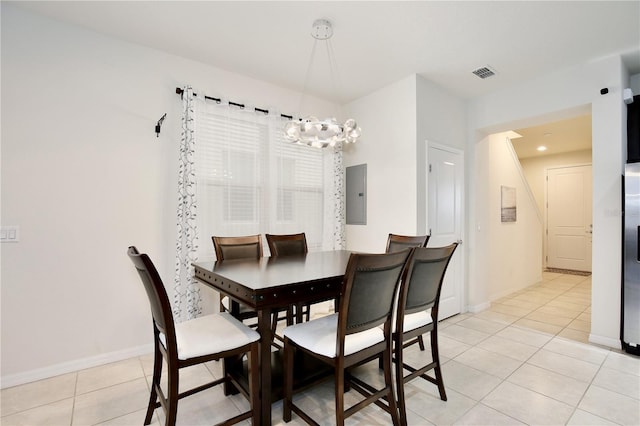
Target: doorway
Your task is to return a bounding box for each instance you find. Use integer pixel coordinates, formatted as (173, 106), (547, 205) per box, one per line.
(507, 115), (593, 344)
(511, 114), (593, 273)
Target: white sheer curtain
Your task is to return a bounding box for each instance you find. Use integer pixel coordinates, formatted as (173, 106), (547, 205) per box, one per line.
(174, 87), (201, 321)
(329, 146), (346, 250)
(173, 86), (345, 318)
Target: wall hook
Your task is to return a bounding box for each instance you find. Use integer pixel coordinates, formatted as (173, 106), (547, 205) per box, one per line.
(155, 113), (167, 137)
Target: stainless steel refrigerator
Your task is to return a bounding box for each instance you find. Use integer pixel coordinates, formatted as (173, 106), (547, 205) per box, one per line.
(623, 162), (640, 355)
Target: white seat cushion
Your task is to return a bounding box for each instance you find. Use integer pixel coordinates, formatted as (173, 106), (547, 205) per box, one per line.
(389, 308), (433, 333)
(399, 310), (433, 333)
(282, 313), (384, 358)
(160, 312), (260, 360)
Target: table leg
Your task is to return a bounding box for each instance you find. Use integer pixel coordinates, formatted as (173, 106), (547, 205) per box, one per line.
(257, 307), (273, 426)
(222, 299), (243, 396)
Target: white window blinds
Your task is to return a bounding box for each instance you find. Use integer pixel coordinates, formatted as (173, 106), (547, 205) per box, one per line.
(193, 98), (330, 259)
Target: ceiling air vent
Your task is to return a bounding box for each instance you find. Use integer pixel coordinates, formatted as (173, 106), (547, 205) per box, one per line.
(472, 65), (497, 79)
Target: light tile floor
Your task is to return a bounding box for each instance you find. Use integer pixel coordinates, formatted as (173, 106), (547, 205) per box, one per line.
(2, 272), (639, 425)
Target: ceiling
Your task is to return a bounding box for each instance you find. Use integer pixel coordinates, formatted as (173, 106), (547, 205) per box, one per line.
(9, 1), (637, 157)
(512, 115), (592, 160)
(8, 1), (640, 105)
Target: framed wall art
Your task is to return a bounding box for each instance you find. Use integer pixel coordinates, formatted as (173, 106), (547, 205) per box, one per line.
(501, 185), (516, 222)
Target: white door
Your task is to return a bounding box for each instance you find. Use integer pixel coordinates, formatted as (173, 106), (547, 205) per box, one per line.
(546, 165), (593, 272)
(428, 143), (464, 319)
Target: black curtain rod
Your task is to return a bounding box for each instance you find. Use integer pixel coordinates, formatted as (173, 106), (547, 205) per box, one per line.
(175, 87), (293, 119)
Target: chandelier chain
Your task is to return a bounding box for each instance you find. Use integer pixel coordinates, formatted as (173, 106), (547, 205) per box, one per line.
(283, 18), (361, 148)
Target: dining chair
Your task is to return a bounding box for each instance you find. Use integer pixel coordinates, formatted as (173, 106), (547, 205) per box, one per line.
(385, 233), (431, 351)
(212, 235), (263, 323)
(385, 233), (430, 253)
(213, 234), (263, 261)
(127, 246), (260, 426)
(392, 243), (458, 426)
(212, 234), (291, 343)
(266, 232), (308, 257)
(282, 249), (412, 426)
(266, 232), (311, 323)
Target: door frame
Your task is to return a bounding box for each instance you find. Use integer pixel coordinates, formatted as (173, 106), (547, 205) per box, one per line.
(544, 162), (593, 271)
(426, 141), (465, 317)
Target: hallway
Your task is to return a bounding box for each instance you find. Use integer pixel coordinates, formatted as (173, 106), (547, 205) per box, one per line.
(473, 270), (592, 344)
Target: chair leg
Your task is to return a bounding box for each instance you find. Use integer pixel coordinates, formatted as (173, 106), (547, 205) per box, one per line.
(293, 304), (302, 324)
(287, 306), (295, 325)
(248, 343), (260, 426)
(394, 335), (408, 426)
(282, 338), (294, 422)
(335, 364), (345, 426)
(417, 335), (425, 351)
(144, 344), (162, 425)
(304, 303), (310, 322)
(385, 353), (401, 426)
(165, 360), (179, 426)
(430, 329), (447, 401)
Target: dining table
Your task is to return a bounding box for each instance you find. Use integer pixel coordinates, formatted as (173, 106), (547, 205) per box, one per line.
(192, 249), (353, 425)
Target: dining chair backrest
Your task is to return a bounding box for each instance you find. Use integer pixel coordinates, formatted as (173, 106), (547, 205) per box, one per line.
(385, 233), (430, 253)
(127, 246), (176, 352)
(390, 243), (458, 425)
(398, 243), (458, 319)
(340, 249), (412, 336)
(212, 234), (263, 260)
(266, 233), (308, 256)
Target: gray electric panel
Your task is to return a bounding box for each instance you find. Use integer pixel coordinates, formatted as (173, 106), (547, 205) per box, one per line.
(346, 164), (367, 225)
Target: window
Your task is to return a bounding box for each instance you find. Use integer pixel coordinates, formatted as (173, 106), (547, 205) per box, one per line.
(194, 99), (331, 258)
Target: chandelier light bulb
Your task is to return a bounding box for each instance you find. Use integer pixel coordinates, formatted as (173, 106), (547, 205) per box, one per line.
(284, 116), (361, 148)
(284, 18), (362, 148)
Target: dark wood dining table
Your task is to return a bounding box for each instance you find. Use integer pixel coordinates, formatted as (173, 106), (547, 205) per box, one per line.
(192, 249), (353, 425)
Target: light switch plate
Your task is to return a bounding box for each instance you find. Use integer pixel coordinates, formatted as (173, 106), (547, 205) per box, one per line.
(1, 226), (20, 243)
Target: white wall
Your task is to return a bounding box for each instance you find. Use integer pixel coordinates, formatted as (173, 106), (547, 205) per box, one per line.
(467, 133), (544, 309)
(520, 149), (593, 269)
(630, 73), (640, 95)
(415, 75), (467, 235)
(0, 4), (337, 386)
(520, 149), (593, 217)
(487, 134), (543, 301)
(2, 3), (634, 387)
(342, 76), (418, 253)
(467, 56), (627, 348)
(342, 74), (467, 253)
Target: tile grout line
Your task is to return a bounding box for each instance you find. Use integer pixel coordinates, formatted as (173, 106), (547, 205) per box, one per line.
(495, 275), (617, 423)
(444, 303), (554, 424)
(564, 349), (613, 425)
(70, 372), (79, 426)
(446, 274), (601, 422)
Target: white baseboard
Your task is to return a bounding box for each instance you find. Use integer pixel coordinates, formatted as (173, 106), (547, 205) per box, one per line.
(1, 344), (153, 389)
(588, 333), (621, 350)
(467, 301), (491, 313)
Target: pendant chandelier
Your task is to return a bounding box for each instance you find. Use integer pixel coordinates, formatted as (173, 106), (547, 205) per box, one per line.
(284, 19), (361, 148)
